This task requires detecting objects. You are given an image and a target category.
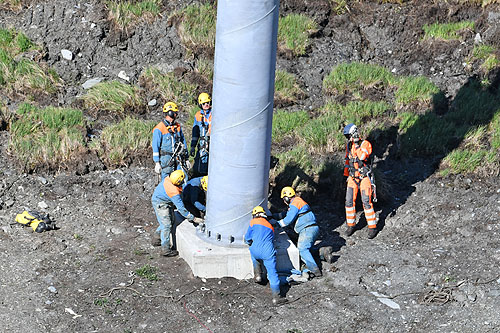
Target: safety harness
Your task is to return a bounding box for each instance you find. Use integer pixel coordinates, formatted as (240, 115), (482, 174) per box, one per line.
(347, 140), (377, 202)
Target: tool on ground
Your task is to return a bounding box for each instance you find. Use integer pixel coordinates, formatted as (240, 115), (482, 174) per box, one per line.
(15, 210), (56, 233)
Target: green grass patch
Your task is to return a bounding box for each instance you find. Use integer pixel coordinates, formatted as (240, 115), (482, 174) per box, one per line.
(278, 13), (318, 56)
(195, 57), (214, 82)
(490, 111), (500, 149)
(472, 44), (495, 60)
(329, 0), (349, 15)
(443, 149), (488, 174)
(318, 100), (391, 149)
(481, 54), (500, 72)
(90, 117), (155, 167)
(422, 21), (474, 41)
(275, 69), (303, 104)
(0, 28), (59, 95)
(399, 78), (500, 160)
(272, 109), (309, 142)
(395, 76), (440, 105)
(80, 80), (143, 116)
(106, 0), (161, 29)
(176, 3), (216, 52)
(299, 110), (343, 149)
(323, 62), (397, 94)
(8, 103), (86, 171)
(275, 146), (315, 174)
(139, 67), (197, 109)
(135, 264), (159, 281)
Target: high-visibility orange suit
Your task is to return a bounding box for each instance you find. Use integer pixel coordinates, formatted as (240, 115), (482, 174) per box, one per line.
(343, 137), (377, 230)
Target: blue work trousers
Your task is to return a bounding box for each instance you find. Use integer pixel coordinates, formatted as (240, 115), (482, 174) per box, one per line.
(152, 198), (174, 249)
(250, 250), (280, 294)
(297, 225), (320, 271)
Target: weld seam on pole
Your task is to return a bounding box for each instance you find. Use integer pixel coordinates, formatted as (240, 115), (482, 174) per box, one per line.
(221, 5), (277, 36)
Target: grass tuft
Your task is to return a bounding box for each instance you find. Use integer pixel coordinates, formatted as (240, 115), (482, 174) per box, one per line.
(106, 0), (161, 29)
(422, 21), (474, 41)
(139, 66), (197, 108)
(80, 80), (143, 116)
(395, 76), (440, 105)
(323, 62), (397, 94)
(8, 103), (86, 171)
(278, 13), (318, 56)
(272, 109), (309, 142)
(0, 28), (59, 96)
(275, 69), (304, 105)
(135, 264), (159, 281)
(176, 3), (216, 53)
(91, 117), (155, 167)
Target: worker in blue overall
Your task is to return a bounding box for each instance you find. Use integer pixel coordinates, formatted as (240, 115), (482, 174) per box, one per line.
(245, 206), (287, 305)
(189, 93), (212, 177)
(151, 170), (195, 257)
(272, 187), (321, 278)
(182, 176), (207, 218)
(152, 102), (188, 181)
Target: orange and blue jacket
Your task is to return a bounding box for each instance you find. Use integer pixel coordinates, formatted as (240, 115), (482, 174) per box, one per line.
(277, 197), (316, 234)
(152, 176), (193, 220)
(244, 217), (276, 258)
(152, 119), (187, 163)
(190, 109), (211, 154)
(343, 139), (372, 178)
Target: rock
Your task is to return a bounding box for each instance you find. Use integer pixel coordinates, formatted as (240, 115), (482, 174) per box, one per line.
(148, 99), (157, 106)
(61, 49), (73, 60)
(82, 78), (104, 89)
(48, 286), (57, 294)
(5, 199), (14, 208)
(38, 201), (49, 209)
(38, 176), (48, 185)
(117, 70), (130, 81)
(474, 33), (482, 44)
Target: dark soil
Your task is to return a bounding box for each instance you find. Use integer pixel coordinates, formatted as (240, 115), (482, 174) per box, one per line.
(0, 1), (500, 332)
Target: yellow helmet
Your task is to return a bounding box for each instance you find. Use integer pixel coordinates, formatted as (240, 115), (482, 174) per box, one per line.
(280, 186), (296, 199)
(163, 102), (179, 118)
(198, 92), (211, 106)
(169, 170), (185, 186)
(252, 206), (266, 217)
(200, 176), (208, 191)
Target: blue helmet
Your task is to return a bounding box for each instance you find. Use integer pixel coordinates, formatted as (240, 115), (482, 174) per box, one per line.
(343, 123), (359, 140)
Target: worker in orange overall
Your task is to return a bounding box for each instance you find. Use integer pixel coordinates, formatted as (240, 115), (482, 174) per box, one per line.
(343, 123), (378, 239)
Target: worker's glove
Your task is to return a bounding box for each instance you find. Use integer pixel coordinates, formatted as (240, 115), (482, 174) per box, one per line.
(186, 214), (195, 223)
(190, 147), (195, 157)
(193, 217), (204, 225)
(154, 162), (161, 174)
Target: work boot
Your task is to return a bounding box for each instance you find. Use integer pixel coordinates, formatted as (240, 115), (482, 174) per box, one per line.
(319, 246), (334, 263)
(272, 293), (288, 306)
(151, 233), (161, 247)
(253, 263), (263, 284)
(161, 247), (179, 257)
(310, 268), (322, 278)
(345, 225), (355, 237)
(367, 228), (378, 239)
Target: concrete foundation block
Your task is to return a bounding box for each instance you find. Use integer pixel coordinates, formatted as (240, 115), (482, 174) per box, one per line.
(176, 221), (300, 279)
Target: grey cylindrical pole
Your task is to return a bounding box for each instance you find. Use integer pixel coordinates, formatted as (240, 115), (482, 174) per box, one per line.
(200, 0), (279, 247)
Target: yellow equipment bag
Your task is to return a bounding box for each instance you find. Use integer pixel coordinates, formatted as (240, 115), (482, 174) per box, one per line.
(15, 210), (55, 233)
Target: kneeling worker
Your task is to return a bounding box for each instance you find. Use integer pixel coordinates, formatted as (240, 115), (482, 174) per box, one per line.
(245, 206), (287, 305)
(151, 170), (196, 257)
(182, 176), (208, 218)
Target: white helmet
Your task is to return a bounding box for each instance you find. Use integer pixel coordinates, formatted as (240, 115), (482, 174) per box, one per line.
(343, 123), (359, 141)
